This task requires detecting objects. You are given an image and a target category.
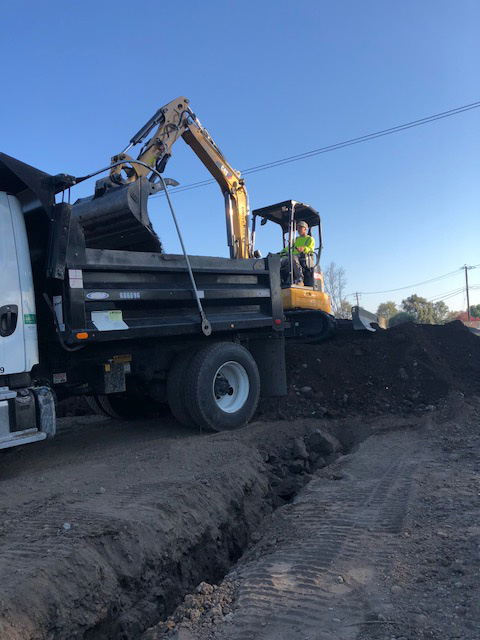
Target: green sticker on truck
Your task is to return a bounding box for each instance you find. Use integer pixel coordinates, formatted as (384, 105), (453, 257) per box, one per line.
(24, 314), (37, 324)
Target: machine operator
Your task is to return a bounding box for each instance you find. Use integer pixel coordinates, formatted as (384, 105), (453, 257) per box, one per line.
(279, 220), (315, 286)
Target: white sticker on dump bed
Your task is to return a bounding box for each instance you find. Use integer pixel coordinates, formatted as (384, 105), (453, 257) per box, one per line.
(69, 269), (84, 289)
(91, 310), (128, 331)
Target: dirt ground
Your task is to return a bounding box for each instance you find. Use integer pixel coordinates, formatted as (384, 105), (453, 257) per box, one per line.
(144, 394), (480, 640)
(1, 321), (479, 640)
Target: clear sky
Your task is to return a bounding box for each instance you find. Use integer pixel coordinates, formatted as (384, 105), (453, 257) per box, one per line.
(1, 0), (479, 313)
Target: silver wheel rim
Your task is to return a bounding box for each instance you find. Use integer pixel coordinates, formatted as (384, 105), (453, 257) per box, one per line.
(213, 361), (249, 413)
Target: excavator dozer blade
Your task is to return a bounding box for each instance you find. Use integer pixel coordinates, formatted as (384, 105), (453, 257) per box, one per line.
(351, 306), (387, 332)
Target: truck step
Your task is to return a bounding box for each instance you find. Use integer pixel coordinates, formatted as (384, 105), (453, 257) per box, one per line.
(0, 429), (47, 451)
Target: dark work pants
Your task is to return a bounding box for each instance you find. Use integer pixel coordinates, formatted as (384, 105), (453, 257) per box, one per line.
(281, 255), (304, 283)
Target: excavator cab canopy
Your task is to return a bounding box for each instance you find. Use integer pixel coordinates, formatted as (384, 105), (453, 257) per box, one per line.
(251, 200), (323, 263)
(252, 200), (320, 234)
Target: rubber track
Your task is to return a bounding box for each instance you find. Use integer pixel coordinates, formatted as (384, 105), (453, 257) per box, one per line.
(222, 430), (421, 639)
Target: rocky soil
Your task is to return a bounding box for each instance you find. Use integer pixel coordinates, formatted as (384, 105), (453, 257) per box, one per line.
(257, 320), (480, 420)
(142, 395), (480, 640)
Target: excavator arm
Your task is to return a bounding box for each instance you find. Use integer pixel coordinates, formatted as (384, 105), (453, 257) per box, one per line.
(110, 97), (252, 259)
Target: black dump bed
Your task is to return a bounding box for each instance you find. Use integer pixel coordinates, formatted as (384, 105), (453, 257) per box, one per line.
(63, 247), (283, 344)
(0, 153), (283, 347)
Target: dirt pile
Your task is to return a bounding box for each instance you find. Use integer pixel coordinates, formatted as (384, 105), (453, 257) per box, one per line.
(257, 321), (480, 421)
(143, 579), (239, 639)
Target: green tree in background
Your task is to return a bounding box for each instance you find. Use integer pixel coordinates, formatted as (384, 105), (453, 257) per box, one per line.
(470, 304), (480, 318)
(401, 294), (456, 325)
(377, 301), (398, 321)
(389, 311), (415, 327)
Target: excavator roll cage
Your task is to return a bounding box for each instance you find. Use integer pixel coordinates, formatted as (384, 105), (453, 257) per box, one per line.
(252, 200), (324, 288)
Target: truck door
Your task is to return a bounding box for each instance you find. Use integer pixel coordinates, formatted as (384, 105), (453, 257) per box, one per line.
(0, 193), (38, 375)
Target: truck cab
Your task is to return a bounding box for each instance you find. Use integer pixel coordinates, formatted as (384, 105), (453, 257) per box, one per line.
(0, 174), (55, 448)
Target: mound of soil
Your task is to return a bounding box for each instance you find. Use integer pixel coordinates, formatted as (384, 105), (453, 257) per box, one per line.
(257, 321), (480, 421)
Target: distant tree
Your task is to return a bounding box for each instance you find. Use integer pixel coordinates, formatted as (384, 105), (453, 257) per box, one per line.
(432, 300), (451, 324)
(337, 299), (353, 320)
(401, 294), (455, 325)
(457, 307), (480, 322)
(324, 262), (348, 318)
(445, 310), (460, 323)
(470, 304), (480, 318)
(377, 301), (398, 322)
(389, 311), (415, 327)
(401, 294), (435, 323)
(433, 302), (457, 324)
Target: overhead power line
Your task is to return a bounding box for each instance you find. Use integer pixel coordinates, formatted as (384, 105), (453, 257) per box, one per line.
(347, 265), (479, 299)
(428, 287), (465, 302)
(152, 99), (480, 198)
(346, 268), (463, 297)
(428, 288), (465, 303)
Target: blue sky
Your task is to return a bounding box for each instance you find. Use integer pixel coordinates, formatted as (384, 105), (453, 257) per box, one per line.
(1, 0), (479, 313)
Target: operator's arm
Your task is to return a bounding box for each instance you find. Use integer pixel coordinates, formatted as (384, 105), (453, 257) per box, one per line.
(304, 235), (315, 254)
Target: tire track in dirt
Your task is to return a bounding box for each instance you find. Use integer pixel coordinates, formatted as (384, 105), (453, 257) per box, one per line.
(3, 417), (352, 639)
(219, 430), (421, 640)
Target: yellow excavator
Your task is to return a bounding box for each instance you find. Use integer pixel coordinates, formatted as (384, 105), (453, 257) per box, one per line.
(108, 96), (383, 339)
(110, 97), (251, 260)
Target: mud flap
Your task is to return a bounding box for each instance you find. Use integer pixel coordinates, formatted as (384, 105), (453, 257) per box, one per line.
(248, 336), (287, 397)
(352, 306), (387, 332)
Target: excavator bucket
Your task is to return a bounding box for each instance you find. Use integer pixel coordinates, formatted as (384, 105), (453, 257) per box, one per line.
(351, 306), (387, 332)
(71, 177), (163, 253)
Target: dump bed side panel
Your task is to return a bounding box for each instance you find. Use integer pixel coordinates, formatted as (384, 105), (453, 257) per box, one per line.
(59, 250), (283, 344)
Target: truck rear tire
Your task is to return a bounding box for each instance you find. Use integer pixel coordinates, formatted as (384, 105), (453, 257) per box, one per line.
(167, 349), (198, 428)
(185, 342), (260, 431)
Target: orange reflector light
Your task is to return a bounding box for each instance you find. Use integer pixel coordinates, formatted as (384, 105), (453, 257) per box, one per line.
(76, 332), (89, 340)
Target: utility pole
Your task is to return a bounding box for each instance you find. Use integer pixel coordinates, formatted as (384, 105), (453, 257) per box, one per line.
(463, 265), (472, 321)
(355, 292), (360, 306)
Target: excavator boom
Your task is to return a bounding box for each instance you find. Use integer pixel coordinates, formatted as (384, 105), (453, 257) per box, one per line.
(110, 97), (252, 259)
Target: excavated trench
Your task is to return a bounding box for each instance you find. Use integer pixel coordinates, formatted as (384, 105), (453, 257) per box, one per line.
(0, 416), (372, 640)
(83, 419), (371, 640)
